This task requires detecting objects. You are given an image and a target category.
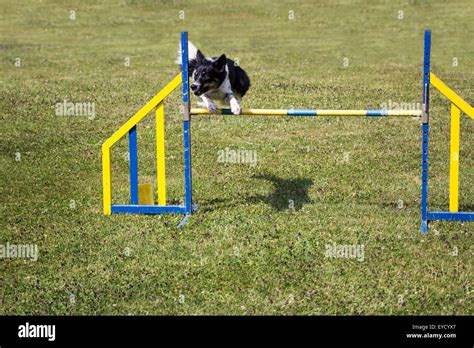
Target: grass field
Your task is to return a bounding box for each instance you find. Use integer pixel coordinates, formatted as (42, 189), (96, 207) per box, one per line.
(1, 0), (473, 315)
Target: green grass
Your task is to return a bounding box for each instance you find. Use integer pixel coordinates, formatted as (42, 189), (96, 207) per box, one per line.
(1, 0), (472, 315)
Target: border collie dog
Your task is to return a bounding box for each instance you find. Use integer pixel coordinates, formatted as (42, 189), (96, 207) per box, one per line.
(176, 42), (250, 115)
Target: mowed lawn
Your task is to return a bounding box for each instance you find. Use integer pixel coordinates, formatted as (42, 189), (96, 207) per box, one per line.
(0, 0), (472, 315)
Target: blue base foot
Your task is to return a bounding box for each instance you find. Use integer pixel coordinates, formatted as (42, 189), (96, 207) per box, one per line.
(177, 215), (190, 228)
(177, 204), (199, 228)
(421, 221), (428, 234)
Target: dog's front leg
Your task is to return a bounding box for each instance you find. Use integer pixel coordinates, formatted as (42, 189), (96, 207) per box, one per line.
(224, 93), (241, 115)
(198, 95), (217, 114)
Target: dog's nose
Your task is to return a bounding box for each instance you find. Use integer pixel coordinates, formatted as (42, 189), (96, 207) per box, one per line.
(191, 84), (198, 91)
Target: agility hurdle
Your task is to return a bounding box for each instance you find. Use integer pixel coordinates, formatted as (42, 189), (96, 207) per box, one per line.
(101, 30), (473, 232)
(421, 72), (474, 231)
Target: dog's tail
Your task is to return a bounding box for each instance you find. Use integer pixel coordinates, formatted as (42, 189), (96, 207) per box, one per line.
(175, 41), (198, 65)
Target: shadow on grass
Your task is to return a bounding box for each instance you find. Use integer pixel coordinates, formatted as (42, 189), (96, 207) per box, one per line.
(200, 174), (454, 213)
(246, 174), (314, 211)
(459, 204), (474, 212)
(199, 174), (314, 212)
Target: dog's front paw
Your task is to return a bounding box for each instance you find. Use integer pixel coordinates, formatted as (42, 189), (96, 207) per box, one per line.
(207, 102), (217, 114)
(230, 99), (241, 115)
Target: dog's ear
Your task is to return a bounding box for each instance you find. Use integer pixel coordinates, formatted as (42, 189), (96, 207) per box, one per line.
(196, 50), (205, 63)
(213, 54), (226, 72)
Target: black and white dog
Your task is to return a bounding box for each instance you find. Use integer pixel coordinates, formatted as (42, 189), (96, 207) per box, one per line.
(176, 41), (250, 114)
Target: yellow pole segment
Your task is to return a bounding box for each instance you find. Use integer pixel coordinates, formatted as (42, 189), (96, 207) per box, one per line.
(430, 73), (474, 120)
(449, 104), (461, 212)
(102, 145), (112, 215)
(103, 73), (182, 149)
(156, 102), (167, 206)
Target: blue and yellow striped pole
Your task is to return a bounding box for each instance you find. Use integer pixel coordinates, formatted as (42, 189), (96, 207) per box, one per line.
(190, 108), (421, 117)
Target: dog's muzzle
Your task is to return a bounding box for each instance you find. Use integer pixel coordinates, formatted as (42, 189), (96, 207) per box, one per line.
(191, 83), (206, 96)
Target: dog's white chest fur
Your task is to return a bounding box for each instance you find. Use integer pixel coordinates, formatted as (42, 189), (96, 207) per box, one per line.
(203, 69), (234, 102)
(204, 86), (227, 102)
(199, 69), (242, 114)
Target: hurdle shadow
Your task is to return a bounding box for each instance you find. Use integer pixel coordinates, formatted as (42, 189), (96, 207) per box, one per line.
(245, 174), (314, 211)
(460, 204), (474, 212)
(198, 174), (313, 212)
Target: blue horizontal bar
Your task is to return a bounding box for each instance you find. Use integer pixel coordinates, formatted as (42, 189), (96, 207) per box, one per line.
(287, 109), (317, 116)
(366, 110), (388, 116)
(428, 211), (474, 221)
(111, 205), (187, 214)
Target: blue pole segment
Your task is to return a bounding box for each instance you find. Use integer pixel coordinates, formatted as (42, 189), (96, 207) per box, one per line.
(181, 32), (190, 106)
(287, 109), (317, 116)
(421, 123), (429, 233)
(221, 109), (234, 115)
(366, 110), (388, 116)
(181, 31), (193, 215)
(422, 30), (431, 118)
(183, 122), (192, 214)
(129, 125), (139, 205)
(421, 29), (431, 233)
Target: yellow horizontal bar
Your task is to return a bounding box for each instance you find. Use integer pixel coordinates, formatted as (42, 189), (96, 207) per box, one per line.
(102, 73), (182, 150)
(430, 72), (474, 120)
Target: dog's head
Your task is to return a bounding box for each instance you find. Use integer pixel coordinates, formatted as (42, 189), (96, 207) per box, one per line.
(190, 50), (227, 96)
